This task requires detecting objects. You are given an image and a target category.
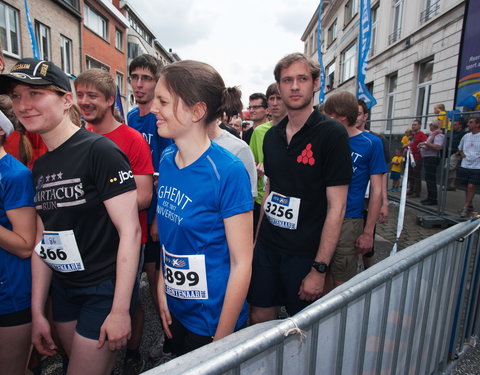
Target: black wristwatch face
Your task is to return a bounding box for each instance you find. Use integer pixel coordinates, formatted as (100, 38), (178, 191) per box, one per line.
(312, 261), (328, 273)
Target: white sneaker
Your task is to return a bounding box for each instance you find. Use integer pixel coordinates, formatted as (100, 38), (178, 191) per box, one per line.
(459, 206), (474, 218)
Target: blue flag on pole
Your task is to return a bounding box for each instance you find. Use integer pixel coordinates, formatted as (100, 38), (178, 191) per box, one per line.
(357, 0), (377, 109)
(24, 0), (40, 59)
(115, 85), (125, 122)
(317, 0), (325, 104)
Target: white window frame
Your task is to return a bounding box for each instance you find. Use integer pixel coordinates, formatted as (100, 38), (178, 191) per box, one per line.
(0, 2), (20, 57)
(389, 0), (404, 44)
(60, 35), (73, 75)
(326, 61), (335, 89)
(116, 71), (124, 95)
(421, 0), (440, 23)
(386, 73), (398, 131)
(85, 55), (109, 71)
(344, 0), (358, 25)
(35, 21), (51, 61)
(327, 19), (337, 46)
(370, 6), (378, 57)
(415, 59), (434, 128)
(341, 43), (356, 82)
(84, 3), (107, 39)
(115, 28), (123, 50)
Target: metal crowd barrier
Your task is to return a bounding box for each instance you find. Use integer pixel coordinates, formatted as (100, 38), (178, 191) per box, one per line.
(371, 110), (480, 222)
(144, 218), (480, 375)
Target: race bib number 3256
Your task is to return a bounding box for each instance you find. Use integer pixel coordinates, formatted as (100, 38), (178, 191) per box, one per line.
(264, 192), (300, 230)
(34, 230), (85, 273)
(163, 247), (208, 300)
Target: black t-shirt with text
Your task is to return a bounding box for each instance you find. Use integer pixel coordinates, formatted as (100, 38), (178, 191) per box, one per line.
(33, 129), (136, 288)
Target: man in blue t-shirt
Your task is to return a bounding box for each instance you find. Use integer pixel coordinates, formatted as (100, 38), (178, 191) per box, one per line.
(324, 91), (387, 286)
(126, 54), (173, 365)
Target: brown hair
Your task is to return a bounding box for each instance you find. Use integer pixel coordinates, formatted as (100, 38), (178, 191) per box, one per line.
(0, 95), (33, 165)
(469, 116), (480, 124)
(266, 83), (279, 99)
(74, 69), (116, 113)
(357, 99), (368, 115)
(324, 91), (359, 126)
(70, 103), (82, 127)
(160, 60), (242, 124)
(274, 53), (320, 83)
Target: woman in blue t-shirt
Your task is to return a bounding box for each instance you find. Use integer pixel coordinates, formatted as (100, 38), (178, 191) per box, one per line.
(0, 110), (36, 375)
(151, 60), (253, 355)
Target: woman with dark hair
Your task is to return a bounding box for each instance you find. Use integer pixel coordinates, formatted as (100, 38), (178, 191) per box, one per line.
(152, 60), (253, 356)
(0, 108), (36, 375)
(0, 58), (141, 374)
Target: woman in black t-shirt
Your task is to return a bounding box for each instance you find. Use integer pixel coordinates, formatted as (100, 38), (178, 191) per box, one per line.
(0, 58), (141, 374)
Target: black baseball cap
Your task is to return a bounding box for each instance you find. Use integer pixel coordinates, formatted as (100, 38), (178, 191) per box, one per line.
(0, 58), (71, 94)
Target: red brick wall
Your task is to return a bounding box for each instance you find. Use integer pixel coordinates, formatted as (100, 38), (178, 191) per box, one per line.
(81, 0), (126, 94)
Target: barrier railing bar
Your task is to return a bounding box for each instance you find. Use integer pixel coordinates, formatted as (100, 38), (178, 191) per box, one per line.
(433, 244), (454, 371)
(335, 306), (348, 374)
(391, 270), (409, 374)
(356, 292), (371, 374)
(471, 234), (480, 336)
(275, 341), (284, 375)
(434, 243), (457, 371)
(309, 322), (319, 375)
(464, 232), (480, 338)
(441, 240), (466, 367)
(375, 280), (392, 374)
(449, 234), (474, 356)
(404, 261), (424, 375)
(415, 253), (437, 375)
(426, 247), (449, 373)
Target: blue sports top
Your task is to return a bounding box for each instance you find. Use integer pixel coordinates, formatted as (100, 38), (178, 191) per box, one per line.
(127, 107), (173, 223)
(156, 142), (253, 336)
(0, 154), (35, 314)
(346, 131), (387, 218)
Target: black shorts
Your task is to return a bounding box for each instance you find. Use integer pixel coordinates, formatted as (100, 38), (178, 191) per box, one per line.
(51, 277), (139, 340)
(0, 307), (31, 327)
(169, 315), (213, 356)
(457, 167), (480, 186)
(247, 241), (312, 316)
(144, 234), (160, 267)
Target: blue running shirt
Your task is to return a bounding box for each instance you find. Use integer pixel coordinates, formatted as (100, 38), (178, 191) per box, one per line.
(157, 142), (253, 336)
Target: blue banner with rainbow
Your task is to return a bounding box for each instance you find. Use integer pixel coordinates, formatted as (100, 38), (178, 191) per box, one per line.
(455, 0), (480, 110)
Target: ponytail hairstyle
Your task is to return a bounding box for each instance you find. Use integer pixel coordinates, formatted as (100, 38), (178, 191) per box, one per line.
(0, 94), (33, 165)
(160, 60), (243, 125)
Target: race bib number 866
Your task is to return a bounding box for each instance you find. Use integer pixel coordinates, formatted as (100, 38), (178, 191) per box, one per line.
(34, 230), (85, 273)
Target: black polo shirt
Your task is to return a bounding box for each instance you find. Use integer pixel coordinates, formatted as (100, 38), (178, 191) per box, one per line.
(258, 110), (352, 258)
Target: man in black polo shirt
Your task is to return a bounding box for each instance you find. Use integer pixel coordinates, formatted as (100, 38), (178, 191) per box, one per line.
(248, 53), (352, 323)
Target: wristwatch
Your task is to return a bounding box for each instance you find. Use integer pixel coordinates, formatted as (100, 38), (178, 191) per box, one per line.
(312, 261), (328, 273)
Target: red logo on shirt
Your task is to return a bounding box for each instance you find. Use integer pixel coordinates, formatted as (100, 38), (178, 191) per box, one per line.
(297, 143), (315, 166)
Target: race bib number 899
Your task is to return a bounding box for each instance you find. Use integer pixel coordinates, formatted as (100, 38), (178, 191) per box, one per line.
(163, 247), (208, 300)
(264, 192), (300, 230)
